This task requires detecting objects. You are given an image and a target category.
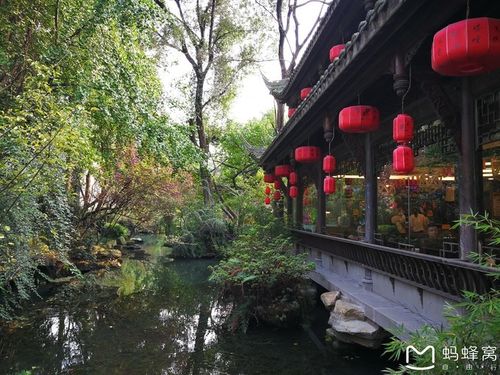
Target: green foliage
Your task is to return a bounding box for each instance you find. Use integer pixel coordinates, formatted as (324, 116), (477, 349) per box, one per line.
(102, 223), (130, 239)
(383, 291), (500, 374)
(210, 211), (314, 331)
(171, 208), (231, 258)
(211, 213), (313, 289)
(0, 0), (196, 318)
(101, 260), (154, 297)
(384, 212), (500, 374)
(453, 212), (500, 267)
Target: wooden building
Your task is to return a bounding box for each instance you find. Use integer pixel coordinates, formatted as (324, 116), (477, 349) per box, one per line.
(261, 0), (499, 332)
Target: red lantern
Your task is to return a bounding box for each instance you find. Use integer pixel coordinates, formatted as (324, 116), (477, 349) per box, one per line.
(274, 180), (281, 190)
(295, 146), (321, 163)
(324, 176), (336, 195)
(393, 114), (414, 144)
(393, 145), (415, 174)
(329, 44), (345, 62)
(265, 196), (271, 205)
(339, 105), (380, 133)
(288, 108), (296, 118)
(289, 186), (298, 198)
(432, 18), (500, 76)
(289, 171), (298, 185)
(264, 173), (275, 183)
(265, 186), (271, 195)
(322, 155), (336, 174)
(275, 164), (291, 177)
(300, 87), (312, 101)
(273, 190), (281, 201)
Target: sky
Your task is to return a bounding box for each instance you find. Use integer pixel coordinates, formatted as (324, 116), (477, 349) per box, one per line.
(159, 1), (328, 125)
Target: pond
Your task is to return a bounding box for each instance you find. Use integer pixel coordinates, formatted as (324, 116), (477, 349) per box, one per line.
(0, 235), (394, 375)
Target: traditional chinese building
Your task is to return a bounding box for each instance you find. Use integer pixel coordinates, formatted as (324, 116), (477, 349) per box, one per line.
(261, 0), (500, 338)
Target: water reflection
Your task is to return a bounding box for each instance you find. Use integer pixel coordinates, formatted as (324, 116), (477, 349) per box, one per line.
(0, 237), (392, 375)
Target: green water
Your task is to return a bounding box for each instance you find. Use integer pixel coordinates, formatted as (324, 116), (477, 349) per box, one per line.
(0, 235), (393, 374)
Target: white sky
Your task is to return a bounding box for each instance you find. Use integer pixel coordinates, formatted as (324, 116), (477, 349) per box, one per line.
(159, 2), (328, 125)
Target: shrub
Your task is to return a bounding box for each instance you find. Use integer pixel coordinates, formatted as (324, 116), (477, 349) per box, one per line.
(210, 213), (315, 332)
(102, 222), (129, 239)
(171, 208), (231, 258)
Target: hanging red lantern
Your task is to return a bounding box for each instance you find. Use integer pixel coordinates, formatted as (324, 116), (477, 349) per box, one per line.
(300, 87), (312, 101)
(275, 164), (291, 177)
(431, 18), (500, 76)
(322, 155), (336, 174)
(295, 146), (321, 163)
(289, 171), (298, 185)
(393, 145), (415, 174)
(288, 108), (296, 118)
(265, 196), (271, 205)
(265, 186), (271, 195)
(339, 105), (380, 133)
(324, 176), (336, 195)
(329, 44), (345, 62)
(264, 173), (275, 183)
(393, 114), (414, 144)
(274, 180), (281, 190)
(273, 190), (281, 201)
(289, 186), (298, 198)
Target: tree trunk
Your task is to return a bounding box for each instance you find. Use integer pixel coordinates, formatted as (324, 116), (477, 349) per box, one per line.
(195, 75), (214, 206)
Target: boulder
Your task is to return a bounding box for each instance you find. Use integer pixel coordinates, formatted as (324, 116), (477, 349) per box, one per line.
(326, 327), (385, 349)
(333, 300), (365, 321)
(330, 316), (379, 338)
(320, 291), (341, 310)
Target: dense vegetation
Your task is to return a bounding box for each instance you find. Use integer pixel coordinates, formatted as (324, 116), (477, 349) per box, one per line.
(0, 0), (309, 323)
(210, 208), (315, 332)
(0, 0), (197, 318)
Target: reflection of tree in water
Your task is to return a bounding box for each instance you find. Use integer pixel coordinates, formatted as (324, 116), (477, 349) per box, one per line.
(0, 259), (227, 375)
(0, 257), (390, 374)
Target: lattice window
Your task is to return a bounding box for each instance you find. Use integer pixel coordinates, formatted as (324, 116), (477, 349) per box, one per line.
(336, 159), (362, 175)
(412, 120), (456, 155)
(476, 90), (500, 146)
(375, 119), (457, 171)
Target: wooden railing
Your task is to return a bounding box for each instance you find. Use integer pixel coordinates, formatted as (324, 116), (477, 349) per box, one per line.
(293, 230), (498, 301)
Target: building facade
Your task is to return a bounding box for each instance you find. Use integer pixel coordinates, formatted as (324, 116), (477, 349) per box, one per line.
(261, 0), (499, 334)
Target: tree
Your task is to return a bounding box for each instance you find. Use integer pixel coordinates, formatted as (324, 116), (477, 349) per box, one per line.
(255, 0), (332, 131)
(154, 0), (264, 205)
(0, 0), (193, 317)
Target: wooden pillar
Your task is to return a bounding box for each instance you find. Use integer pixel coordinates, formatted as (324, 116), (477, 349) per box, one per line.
(317, 164), (326, 234)
(364, 132), (377, 244)
(294, 167), (303, 229)
(286, 183), (293, 226)
(459, 77), (479, 260)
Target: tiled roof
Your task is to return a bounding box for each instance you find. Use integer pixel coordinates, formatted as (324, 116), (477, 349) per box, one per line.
(261, 0), (395, 165)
